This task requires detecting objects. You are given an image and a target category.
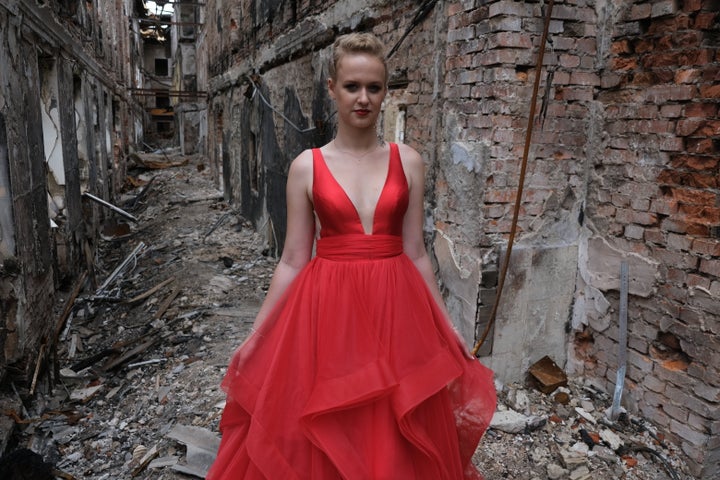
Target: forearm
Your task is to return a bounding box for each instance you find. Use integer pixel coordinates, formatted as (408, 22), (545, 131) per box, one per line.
(410, 252), (452, 321)
(253, 259), (307, 329)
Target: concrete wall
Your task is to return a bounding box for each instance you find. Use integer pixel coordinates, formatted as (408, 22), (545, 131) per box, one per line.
(201, 0), (719, 476)
(0, 0), (143, 386)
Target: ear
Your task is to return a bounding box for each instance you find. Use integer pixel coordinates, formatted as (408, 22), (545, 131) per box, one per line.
(327, 78), (336, 100)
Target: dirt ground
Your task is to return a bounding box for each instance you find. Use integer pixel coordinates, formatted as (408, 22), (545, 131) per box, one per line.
(6, 152), (695, 479)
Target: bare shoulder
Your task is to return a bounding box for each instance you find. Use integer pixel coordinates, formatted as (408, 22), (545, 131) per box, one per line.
(289, 149), (314, 176)
(395, 142), (425, 177)
(286, 149), (315, 189)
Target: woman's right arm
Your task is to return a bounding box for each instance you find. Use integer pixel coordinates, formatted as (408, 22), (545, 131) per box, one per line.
(252, 150), (315, 329)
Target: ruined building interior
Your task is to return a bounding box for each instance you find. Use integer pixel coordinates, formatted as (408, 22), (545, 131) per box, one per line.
(0, 0), (718, 478)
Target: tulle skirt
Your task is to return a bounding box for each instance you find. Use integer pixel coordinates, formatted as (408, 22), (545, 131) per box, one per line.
(207, 235), (496, 480)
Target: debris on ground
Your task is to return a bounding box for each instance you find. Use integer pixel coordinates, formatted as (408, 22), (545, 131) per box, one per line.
(1, 152), (693, 479)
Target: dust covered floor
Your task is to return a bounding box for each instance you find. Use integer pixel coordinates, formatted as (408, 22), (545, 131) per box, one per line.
(5, 152), (694, 479)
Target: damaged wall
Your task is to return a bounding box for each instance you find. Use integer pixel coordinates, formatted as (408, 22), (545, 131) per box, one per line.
(0, 0), (143, 385)
(201, 0), (719, 476)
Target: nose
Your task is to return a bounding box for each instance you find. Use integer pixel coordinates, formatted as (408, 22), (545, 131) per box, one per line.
(358, 88), (369, 104)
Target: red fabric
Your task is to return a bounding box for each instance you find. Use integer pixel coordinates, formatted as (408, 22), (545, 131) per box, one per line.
(207, 144), (496, 480)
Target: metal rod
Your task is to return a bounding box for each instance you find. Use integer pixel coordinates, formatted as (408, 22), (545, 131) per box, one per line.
(472, 0), (555, 356)
(82, 192), (139, 223)
(137, 18), (204, 26)
(610, 261), (629, 421)
(96, 242), (147, 295)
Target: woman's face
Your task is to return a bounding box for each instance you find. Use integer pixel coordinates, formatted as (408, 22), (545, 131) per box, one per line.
(328, 53), (387, 130)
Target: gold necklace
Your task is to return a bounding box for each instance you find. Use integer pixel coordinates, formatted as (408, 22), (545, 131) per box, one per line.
(332, 139), (383, 162)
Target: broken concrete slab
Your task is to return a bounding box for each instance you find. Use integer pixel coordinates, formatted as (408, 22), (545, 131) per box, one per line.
(167, 424), (220, 478)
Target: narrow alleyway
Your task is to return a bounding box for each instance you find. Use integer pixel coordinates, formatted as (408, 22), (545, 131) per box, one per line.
(6, 152), (694, 480)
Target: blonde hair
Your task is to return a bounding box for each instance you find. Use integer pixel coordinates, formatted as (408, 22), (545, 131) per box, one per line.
(329, 32), (388, 82)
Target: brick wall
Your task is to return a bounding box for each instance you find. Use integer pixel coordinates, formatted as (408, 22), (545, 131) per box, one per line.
(442, 0), (718, 476)
(587, 1), (719, 476)
(204, 0), (719, 475)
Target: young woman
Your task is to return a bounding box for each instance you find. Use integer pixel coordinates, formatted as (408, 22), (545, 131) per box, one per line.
(207, 32), (496, 480)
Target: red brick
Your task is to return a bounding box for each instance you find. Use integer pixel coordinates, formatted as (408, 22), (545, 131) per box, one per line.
(675, 68), (702, 84)
(697, 120), (720, 136)
(612, 57), (637, 71)
(618, 208), (659, 226)
(655, 249), (699, 270)
(687, 273), (711, 289)
(671, 155), (720, 171)
(486, 32), (532, 49)
(667, 267), (688, 284)
(611, 40), (632, 55)
(699, 259), (720, 278)
(673, 31), (703, 48)
(485, 189), (518, 203)
(447, 3), (464, 16)
(686, 138), (716, 155)
(684, 102), (718, 117)
(648, 15), (692, 34)
(676, 118), (705, 136)
(645, 229), (667, 245)
(691, 238), (720, 256)
(488, 0), (532, 18)
(644, 85), (696, 102)
(694, 12), (717, 29)
(700, 84), (720, 99)
(671, 187), (717, 205)
(628, 4), (652, 20)
(680, 205), (720, 225)
(682, 0), (703, 12)
(661, 217), (692, 233)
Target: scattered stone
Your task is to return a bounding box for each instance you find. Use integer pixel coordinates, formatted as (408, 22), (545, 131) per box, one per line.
(489, 409), (546, 434)
(569, 465), (592, 480)
(600, 428), (624, 451)
(547, 463), (568, 479)
(574, 406), (597, 424)
(4, 155), (693, 480)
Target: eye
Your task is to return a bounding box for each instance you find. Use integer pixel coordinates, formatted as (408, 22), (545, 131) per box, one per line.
(343, 83), (358, 92)
(368, 85), (383, 93)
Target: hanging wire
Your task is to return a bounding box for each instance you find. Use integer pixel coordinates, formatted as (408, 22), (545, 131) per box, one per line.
(245, 76), (319, 133)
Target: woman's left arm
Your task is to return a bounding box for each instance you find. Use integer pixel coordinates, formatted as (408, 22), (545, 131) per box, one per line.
(399, 144), (453, 321)
(400, 144), (474, 356)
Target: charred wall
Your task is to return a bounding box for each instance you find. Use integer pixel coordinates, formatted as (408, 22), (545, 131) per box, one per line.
(0, 0), (143, 386)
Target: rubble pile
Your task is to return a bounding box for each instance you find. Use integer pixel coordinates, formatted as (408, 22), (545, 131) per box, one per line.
(475, 379), (691, 479)
(2, 152), (692, 479)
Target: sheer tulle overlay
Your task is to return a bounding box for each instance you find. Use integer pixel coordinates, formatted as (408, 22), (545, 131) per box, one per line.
(207, 145), (496, 480)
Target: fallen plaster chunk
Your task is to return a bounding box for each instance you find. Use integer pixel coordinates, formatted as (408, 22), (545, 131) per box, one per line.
(148, 455), (179, 469)
(167, 425), (221, 478)
(69, 384), (103, 402)
(490, 409), (546, 434)
(574, 406), (597, 424)
(599, 428), (624, 451)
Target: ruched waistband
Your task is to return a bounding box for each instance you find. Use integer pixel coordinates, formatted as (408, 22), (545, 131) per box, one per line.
(316, 234), (403, 260)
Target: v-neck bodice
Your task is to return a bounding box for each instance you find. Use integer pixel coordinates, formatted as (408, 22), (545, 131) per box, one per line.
(312, 143), (408, 237)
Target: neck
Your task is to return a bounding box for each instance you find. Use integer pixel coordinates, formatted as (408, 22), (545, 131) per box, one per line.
(333, 128), (380, 151)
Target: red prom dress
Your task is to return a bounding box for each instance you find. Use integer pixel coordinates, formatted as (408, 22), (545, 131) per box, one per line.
(207, 143), (496, 480)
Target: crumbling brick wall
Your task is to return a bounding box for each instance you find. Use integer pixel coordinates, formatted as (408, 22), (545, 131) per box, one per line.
(582, 1), (719, 476)
(203, 0), (719, 476)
